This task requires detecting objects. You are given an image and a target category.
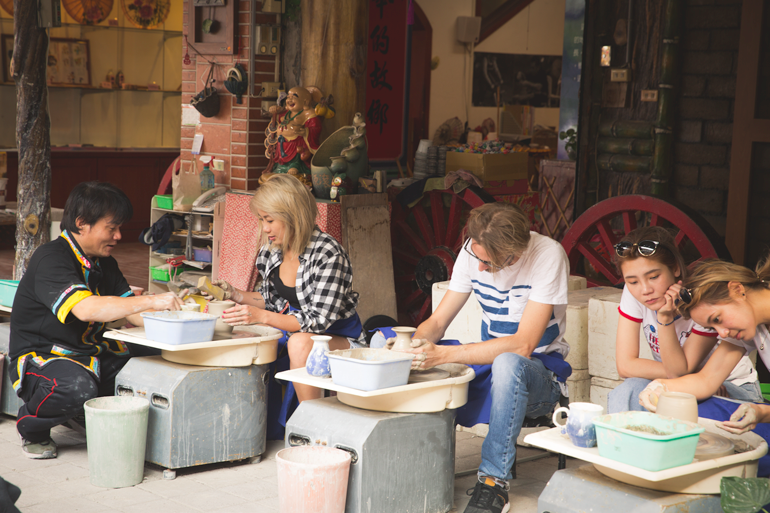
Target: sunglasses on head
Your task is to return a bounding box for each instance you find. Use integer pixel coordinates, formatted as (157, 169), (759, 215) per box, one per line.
(614, 240), (661, 257)
(679, 287), (694, 304)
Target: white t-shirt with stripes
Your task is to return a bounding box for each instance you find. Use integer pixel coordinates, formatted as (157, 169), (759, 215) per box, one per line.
(448, 231), (570, 357)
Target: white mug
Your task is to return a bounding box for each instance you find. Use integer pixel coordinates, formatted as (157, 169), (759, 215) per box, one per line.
(552, 402), (604, 448)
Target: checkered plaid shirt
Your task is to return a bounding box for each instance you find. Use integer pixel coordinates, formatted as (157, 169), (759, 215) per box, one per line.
(256, 227), (366, 345)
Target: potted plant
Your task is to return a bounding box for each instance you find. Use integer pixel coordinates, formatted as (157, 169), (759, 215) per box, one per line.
(559, 128), (577, 161)
(721, 477), (770, 513)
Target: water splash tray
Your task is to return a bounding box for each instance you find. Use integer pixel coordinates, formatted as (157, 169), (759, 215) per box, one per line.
(275, 364), (475, 413)
(104, 325), (282, 367)
(523, 417), (767, 494)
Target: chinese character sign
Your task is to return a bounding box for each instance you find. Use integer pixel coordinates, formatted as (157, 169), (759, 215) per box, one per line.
(366, 0), (408, 161)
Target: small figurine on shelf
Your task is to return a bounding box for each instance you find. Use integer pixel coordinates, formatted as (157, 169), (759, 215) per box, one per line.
(329, 173), (351, 202)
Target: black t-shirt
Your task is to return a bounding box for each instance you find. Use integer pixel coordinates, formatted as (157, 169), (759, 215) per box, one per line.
(9, 230), (133, 392)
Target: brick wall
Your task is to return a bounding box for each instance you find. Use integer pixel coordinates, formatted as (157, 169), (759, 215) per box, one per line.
(673, 0), (742, 237)
(180, 1), (275, 191)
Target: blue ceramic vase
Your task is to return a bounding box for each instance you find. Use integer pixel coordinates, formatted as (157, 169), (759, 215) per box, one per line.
(306, 335), (332, 378)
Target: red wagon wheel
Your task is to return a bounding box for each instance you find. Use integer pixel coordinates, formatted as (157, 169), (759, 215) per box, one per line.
(561, 195), (731, 287)
(391, 186), (496, 326)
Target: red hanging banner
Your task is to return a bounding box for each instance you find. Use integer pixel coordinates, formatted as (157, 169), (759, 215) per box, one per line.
(366, 0), (409, 161)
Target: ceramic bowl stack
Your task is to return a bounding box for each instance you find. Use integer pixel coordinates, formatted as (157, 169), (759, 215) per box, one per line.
(438, 146), (448, 175)
(413, 139), (432, 179)
(427, 146), (439, 176)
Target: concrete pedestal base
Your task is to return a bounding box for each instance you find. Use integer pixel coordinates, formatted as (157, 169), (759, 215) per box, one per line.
(538, 466), (723, 513)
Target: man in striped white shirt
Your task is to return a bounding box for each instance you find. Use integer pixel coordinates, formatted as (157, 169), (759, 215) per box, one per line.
(408, 203), (570, 513)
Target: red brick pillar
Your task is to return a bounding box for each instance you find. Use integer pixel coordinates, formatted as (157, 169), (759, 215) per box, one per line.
(180, 0), (276, 191)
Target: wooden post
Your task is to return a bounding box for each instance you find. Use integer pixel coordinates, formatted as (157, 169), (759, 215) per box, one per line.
(301, 0), (368, 140)
(12, 0), (52, 279)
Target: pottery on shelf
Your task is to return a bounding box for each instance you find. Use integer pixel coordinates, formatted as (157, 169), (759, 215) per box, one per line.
(391, 326), (417, 352)
(306, 335), (332, 378)
(310, 113), (368, 199)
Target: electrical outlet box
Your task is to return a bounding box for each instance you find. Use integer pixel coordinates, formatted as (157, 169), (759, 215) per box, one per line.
(456, 16), (482, 43)
(610, 68), (631, 82)
(261, 100), (276, 117)
(261, 82), (283, 98)
(255, 25), (281, 55)
(38, 0), (62, 28)
(641, 90), (658, 102)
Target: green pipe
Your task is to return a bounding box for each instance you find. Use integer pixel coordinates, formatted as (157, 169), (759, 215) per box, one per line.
(598, 120), (654, 139)
(597, 154), (652, 174)
(597, 137), (654, 156)
(652, 0), (683, 197)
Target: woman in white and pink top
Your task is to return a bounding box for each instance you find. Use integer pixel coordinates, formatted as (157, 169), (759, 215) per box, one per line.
(608, 226), (761, 413)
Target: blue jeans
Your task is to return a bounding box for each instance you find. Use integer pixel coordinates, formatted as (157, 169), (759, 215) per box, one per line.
(479, 353), (561, 481)
(607, 377), (764, 414)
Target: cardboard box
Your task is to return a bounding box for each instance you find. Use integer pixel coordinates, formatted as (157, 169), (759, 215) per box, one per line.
(445, 151), (528, 183)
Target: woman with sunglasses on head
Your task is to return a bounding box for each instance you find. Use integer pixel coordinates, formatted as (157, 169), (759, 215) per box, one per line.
(608, 227), (761, 413)
(639, 257), (770, 439)
(382, 202), (570, 513)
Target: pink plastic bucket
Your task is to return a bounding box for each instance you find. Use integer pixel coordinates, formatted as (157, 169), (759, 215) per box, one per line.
(276, 446), (352, 513)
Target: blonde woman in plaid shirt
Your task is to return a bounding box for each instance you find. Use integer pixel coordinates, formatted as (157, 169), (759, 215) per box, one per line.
(217, 174), (366, 402)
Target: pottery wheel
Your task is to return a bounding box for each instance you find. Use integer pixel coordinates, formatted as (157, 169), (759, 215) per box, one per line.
(408, 368), (451, 383)
(694, 431), (735, 460)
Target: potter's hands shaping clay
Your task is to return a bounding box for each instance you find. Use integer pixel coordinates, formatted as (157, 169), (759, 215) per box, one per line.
(202, 280), (242, 303)
(638, 380), (668, 412)
(151, 291), (185, 311)
(220, 304), (258, 326)
(718, 404), (760, 435)
(404, 340), (440, 370)
(384, 336), (428, 351)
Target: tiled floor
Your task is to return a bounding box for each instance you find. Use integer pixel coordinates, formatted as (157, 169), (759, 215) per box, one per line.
(0, 413), (586, 512)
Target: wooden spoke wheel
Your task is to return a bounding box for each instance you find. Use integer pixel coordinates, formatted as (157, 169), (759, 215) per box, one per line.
(561, 195), (731, 287)
(391, 186), (496, 325)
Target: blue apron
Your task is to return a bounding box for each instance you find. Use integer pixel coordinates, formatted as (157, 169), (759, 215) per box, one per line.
(266, 307), (364, 440)
(697, 396), (770, 477)
(377, 327), (572, 428)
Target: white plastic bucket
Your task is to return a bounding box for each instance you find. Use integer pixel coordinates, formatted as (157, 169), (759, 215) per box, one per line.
(277, 446), (352, 513)
(84, 396), (150, 488)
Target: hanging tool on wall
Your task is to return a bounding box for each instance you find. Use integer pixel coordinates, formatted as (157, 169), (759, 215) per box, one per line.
(224, 64), (248, 104)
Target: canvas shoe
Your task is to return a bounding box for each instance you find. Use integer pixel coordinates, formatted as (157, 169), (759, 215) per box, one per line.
(463, 477), (509, 513)
(21, 438), (58, 459)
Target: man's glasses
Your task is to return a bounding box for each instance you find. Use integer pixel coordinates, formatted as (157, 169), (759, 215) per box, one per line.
(614, 240), (661, 257)
(463, 239), (513, 270)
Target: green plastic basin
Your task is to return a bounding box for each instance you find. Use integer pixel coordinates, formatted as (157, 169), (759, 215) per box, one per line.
(594, 411), (704, 472)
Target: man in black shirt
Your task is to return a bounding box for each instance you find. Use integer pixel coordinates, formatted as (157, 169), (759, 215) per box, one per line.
(10, 182), (183, 459)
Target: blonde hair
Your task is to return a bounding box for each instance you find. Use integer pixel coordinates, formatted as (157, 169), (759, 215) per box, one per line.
(463, 203), (531, 270)
(613, 226), (687, 280)
(249, 174), (317, 255)
(678, 257), (770, 319)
